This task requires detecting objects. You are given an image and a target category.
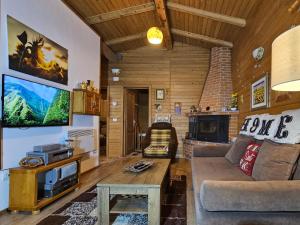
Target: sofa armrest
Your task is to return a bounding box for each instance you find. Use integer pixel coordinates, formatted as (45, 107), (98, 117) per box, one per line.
(200, 180), (300, 212)
(192, 144), (231, 157)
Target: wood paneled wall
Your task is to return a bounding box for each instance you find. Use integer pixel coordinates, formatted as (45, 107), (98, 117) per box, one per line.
(108, 43), (210, 157)
(107, 85), (124, 157)
(232, 0), (300, 127)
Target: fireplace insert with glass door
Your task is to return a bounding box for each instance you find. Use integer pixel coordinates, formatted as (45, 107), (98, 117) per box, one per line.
(188, 115), (229, 143)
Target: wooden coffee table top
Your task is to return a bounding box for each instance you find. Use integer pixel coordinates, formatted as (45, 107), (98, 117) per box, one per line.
(97, 157), (171, 188)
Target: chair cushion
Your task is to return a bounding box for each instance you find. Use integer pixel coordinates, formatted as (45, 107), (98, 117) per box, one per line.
(252, 139), (300, 181)
(225, 135), (255, 165)
(144, 145), (168, 155)
(150, 129), (171, 146)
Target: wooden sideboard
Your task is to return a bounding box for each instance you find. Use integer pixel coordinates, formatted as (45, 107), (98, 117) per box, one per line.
(9, 156), (81, 214)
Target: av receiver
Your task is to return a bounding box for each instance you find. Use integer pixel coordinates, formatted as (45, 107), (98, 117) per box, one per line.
(27, 144), (74, 165)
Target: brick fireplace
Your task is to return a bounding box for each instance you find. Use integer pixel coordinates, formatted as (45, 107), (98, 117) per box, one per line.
(184, 47), (238, 159)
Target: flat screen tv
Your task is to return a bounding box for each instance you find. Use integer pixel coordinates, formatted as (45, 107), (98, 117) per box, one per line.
(2, 75), (70, 127)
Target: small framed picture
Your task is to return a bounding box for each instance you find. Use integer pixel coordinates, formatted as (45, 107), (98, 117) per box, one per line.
(156, 89), (165, 100)
(174, 102), (182, 115)
(251, 74), (269, 110)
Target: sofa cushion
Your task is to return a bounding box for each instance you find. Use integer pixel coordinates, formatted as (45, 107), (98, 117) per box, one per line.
(192, 157), (252, 198)
(225, 135), (254, 165)
(200, 180), (300, 212)
(293, 162), (300, 180)
(193, 143), (232, 157)
(240, 143), (261, 176)
(150, 129), (171, 146)
(252, 139), (300, 181)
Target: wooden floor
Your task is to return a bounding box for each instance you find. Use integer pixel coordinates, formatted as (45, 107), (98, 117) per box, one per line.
(0, 157), (196, 225)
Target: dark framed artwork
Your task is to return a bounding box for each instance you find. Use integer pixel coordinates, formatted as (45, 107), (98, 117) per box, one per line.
(251, 74), (269, 110)
(8, 16), (68, 85)
(156, 89), (165, 100)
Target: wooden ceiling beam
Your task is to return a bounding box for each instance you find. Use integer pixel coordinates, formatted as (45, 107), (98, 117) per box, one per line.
(86, 2), (155, 24)
(154, 0), (173, 49)
(101, 42), (119, 62)
(167, 2), (246, 27)
(171, 28), (233, 48)
(288, 0), (300, 13)
(106, 32), (147, 46)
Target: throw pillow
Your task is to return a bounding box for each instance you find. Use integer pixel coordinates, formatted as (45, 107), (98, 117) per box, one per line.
(225, 135), (255, 165)
(240, 143), (261, 176)
(272, 109), (300, 144)
(239, 115), (255, 136)
(252, 139), (300, 180)
(253, 114), (281, 140)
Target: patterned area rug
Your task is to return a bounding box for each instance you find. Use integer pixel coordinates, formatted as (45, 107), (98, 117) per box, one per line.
(37, 175), (186, 225)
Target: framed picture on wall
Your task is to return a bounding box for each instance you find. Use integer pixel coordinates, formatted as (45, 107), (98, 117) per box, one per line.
(156, 89), (165, 100)
(251, 74), (269, 110)
(174, 102), (182, 115)
(7, 16), (68, 85)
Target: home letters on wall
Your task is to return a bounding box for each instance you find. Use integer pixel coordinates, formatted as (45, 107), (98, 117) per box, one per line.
(7, 16), (68, 85)
(240, 109), (300, 144)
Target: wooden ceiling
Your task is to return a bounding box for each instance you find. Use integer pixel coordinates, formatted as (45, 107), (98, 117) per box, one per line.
(63, 0), (261, 53)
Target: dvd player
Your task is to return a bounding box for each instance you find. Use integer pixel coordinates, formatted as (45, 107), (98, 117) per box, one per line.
(38, 162), (78, 198)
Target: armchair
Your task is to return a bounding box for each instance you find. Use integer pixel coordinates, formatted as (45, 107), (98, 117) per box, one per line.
(142, 122), (178, 160)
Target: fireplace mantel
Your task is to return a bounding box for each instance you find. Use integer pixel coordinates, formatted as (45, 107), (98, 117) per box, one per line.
(187, 111), (239, 117)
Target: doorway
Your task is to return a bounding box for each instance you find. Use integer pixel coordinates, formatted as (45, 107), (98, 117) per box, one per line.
(124, 88), (149, 156)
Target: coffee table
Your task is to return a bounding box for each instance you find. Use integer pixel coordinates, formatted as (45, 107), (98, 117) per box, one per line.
(97, 157), (171, 225)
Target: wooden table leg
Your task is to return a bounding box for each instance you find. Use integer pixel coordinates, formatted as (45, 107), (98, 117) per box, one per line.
(148, 188), (161, 225)
(97, 186), (110, 225)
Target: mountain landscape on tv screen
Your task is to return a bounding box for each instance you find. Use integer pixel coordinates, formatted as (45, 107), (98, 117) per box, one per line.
(3, 79), (69, 127)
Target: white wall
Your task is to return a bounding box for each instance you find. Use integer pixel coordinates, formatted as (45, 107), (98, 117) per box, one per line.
(0, 0), (100, 209)
(0, 0), (100, 169)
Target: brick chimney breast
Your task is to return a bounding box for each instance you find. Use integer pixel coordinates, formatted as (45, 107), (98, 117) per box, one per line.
(199, 47), (233, 112)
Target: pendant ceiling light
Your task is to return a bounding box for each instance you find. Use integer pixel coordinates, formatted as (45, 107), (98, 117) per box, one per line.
(147, 27), (163, 45)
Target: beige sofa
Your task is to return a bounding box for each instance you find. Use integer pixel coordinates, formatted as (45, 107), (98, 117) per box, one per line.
(192, 143), (300, 225)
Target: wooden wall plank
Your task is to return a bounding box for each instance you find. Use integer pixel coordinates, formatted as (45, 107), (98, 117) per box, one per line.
(232, 0), (300, 127)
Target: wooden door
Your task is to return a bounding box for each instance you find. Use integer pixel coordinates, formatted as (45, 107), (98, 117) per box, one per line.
(125, 90), (137, 155)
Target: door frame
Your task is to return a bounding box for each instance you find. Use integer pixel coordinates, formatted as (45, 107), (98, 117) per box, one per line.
(123, 86), (151, 156)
